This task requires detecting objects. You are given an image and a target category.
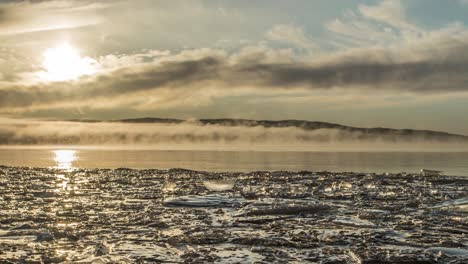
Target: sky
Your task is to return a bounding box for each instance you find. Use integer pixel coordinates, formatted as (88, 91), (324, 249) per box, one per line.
(1, 0), (468, 134)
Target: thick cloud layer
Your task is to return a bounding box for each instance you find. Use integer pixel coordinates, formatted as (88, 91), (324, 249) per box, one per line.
(1, 35), (468, 110)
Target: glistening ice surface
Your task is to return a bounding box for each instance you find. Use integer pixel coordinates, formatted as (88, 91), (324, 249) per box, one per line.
(0, 166), (467, 263)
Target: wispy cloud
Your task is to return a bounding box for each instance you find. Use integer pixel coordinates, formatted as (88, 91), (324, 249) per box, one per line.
(0, 0), (108, 35)
(266, 24), (318, 51)
(358, 0), (420, 33)
(325, 0), (424, 48)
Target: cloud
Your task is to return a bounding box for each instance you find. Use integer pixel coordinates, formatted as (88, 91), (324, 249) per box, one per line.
(0, 52), (228, 110)
(358, 0), (420, 33)
(325, 0), (424, 48)
(1, 0), (468, 118)
(325, 12), (400, 47)
(0, 0), (108, 35)
(1, 29), (468, 112)
(266, 24), (318, 51)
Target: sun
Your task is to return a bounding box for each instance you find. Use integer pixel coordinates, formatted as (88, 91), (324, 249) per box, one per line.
(39, 43), (97, 81)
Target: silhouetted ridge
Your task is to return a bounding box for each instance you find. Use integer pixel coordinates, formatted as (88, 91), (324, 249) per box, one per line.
(108, 117), (468, 141)
(117, 117), (182, 124)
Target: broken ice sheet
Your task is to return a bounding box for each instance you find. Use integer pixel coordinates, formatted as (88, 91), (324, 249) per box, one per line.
(0, 166), (467, 263)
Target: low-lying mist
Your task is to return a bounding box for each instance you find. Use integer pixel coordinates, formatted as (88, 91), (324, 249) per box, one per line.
(0, 119), (467, 151)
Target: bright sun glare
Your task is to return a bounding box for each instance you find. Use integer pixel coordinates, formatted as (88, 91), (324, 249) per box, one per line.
(39, 43), (97, 81)
(53, 150), (77, 170)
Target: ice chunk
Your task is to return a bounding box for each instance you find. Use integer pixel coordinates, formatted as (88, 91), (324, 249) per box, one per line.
(430, 197), (468, 209)
(95, 240), (111, 256)
(163, 194), (245, 207)
(427, 247), (468, 256)
(203, 180), (236, 191)
(36, 231), (54, 242)
(332, 216), (376, 228)
(236, 198), (329, 216)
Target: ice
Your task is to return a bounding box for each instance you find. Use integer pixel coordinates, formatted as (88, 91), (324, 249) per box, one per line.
(235, 198), (328, 216)
(427, 247), (468, 256)
(94, 240), (111, 256)
(203, 179), (236, 191)
(0, 166), (467, 263)
(332, 216), (376, 228)
(163, 194), (245, 207)
(430, 197), (468, 209)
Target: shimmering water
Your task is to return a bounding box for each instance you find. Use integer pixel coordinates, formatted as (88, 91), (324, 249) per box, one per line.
(0, 148), (467, 175)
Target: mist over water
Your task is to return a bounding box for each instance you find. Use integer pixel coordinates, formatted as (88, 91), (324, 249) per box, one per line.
(1, 119), (467, 175)
(1, 119), (467, 151)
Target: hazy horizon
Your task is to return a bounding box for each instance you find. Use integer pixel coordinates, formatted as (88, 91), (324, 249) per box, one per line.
(1, 118), (467, 152)
(28, 116), (468, 136)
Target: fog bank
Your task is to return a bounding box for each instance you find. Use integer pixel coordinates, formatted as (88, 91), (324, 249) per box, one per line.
(0, 119), (467, 151)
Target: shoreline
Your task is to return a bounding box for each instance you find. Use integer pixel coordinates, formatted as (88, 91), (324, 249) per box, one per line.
(1, 164), (467, 178)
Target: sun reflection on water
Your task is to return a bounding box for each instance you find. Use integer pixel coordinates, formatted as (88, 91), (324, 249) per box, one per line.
(53, 150), (77, 170)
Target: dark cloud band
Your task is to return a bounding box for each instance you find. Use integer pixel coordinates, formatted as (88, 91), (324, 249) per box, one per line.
(1, 41), (468, 110)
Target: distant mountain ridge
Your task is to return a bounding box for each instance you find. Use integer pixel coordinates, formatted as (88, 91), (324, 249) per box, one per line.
(97, 117), (468, 142)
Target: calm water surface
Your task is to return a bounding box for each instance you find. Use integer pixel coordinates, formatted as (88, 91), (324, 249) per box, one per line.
(0, 148), (467, 176)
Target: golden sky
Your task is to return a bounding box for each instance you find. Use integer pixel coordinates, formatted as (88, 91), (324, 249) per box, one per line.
(1, 0), (468, 134)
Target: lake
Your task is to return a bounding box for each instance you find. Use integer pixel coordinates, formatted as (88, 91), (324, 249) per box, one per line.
(0, 148), (467, 176)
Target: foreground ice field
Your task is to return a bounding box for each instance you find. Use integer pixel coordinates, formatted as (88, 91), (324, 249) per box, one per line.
(0, 166), (467, 263)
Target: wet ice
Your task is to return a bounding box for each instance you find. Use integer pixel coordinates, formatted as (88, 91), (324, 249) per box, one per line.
(0, 166), (467, 263)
